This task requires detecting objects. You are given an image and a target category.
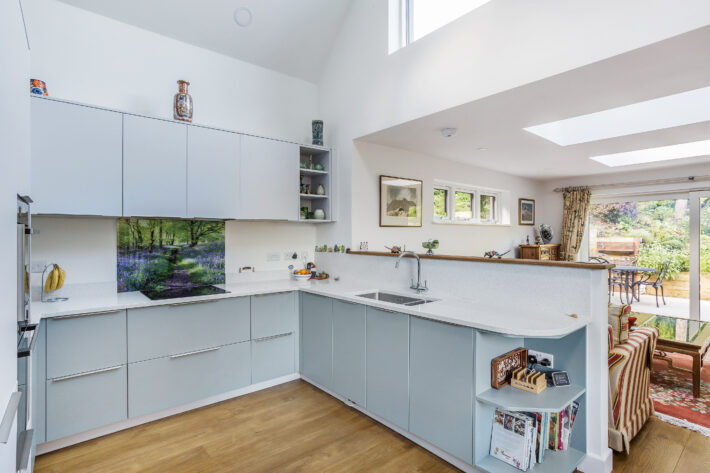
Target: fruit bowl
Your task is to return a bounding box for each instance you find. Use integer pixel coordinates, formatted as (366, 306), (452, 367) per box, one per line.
(291, 273), (312, 281)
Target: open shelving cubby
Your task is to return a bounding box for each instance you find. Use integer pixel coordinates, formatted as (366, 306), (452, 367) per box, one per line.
(473, 327), (588, 473)
(298, 145), (332, 222)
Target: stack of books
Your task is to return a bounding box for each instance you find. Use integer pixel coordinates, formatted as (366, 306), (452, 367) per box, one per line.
(489, 401), (579, 471)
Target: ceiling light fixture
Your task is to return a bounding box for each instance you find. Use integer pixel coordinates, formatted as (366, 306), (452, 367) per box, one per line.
(477, 147), (488, 151)
(440, 127), (457, 138)
(589, 139), (710, 167)
(524, 86), (710, 146)
(233, 7), (253, 27)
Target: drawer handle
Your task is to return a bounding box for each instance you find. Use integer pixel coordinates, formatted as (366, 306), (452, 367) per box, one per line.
(169, 299), (216, 307)
(51, 365), (122, 382)
(254, 331), (293, 343)
(53, 309), (123, 320)
(169, 346), (221, 359)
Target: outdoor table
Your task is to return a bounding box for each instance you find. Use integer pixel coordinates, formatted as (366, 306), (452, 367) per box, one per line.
(612, 266), (656, 304)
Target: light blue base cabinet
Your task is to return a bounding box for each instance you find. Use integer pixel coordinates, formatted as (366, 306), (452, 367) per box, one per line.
(251, 292), (297, 339)
(409, 317), (474, 464)
(301, 293), (333, 388)
(46, 365), (128, 441)
(332, 300), (366, 406)
(366, 307), (410, 430)
(252, 333), (295, 384)
(128, 341), (251, 418)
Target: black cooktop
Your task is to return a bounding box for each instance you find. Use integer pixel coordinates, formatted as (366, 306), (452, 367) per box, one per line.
(142, 285), (228, 301)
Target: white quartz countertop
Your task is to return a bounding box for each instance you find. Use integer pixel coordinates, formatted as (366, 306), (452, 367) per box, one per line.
(32, 278), (588, 338)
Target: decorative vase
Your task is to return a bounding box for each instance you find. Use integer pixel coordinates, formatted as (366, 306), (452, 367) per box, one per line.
(173, 80), (193, 122)
(30, 79), (48, 96)
(313, 209), (325, 220)
(316, 184), (325, 195)
(312, 120), (323, 146)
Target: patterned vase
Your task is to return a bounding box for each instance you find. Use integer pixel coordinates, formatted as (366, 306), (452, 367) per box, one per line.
(173, 80), (193, 122)
(30, 79), (48, 96)
(312, 120), (323, 146)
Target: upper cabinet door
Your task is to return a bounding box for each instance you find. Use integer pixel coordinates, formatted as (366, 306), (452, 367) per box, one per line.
(187, 126), (240, 219)
(239, 135), (297, 220)
(123, 115), (187, 218)
(31, 98), (123, 216)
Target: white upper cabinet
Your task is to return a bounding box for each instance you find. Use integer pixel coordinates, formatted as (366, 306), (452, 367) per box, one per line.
(123, 115), (187, 218)
(239, 136), (298, 220)
(187, 126), (240, 219)
(31, 98), (123, 216)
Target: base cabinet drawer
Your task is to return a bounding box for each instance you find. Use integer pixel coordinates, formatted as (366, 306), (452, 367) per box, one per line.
(47, 310), (127, 379)
(251, 292), (297, 339)
(46, 364), (127, 441)
(251, 333), (295, 384)
(127, 297), (250, 363)
(128, 341), (251, 418)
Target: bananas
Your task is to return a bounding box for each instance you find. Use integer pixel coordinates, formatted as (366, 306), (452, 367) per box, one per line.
(44, 264), (67, 293)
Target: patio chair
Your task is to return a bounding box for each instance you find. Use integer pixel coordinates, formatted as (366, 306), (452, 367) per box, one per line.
(608, 304), (659, 453)
(591, 256), (621, 302)
(634, 260), (670, 307)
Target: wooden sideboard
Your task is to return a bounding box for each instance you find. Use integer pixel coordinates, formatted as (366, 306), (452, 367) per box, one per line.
(519, 244), (561, 261)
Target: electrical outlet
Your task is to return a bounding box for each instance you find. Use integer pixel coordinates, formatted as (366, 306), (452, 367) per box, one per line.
(528, 350), (554, 368)
(266, 252), (281, 262)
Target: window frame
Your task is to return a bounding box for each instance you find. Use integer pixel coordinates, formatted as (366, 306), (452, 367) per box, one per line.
(432, 181), (503, 225)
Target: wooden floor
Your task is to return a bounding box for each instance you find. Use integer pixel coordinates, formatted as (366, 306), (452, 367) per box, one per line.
(35, 380), (709, 473)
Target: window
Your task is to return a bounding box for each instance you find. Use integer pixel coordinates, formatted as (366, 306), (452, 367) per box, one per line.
(480, 193), (497, 222)
(433, 181), (504, 225)
(433, 187), (449, 219)
(454, 191), (474, 221)
(391, 0), (493, 50)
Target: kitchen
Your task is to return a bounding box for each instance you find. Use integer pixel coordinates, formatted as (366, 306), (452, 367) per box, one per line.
(3, 1), (710, 473)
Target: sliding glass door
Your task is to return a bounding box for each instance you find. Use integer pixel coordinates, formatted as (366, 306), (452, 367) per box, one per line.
(589, 192), (709, 321)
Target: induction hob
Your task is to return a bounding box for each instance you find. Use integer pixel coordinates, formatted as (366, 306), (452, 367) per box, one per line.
(141, 285), (228, 301)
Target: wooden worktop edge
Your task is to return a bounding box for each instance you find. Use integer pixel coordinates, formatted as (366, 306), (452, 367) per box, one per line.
(346, 250), (614, 270)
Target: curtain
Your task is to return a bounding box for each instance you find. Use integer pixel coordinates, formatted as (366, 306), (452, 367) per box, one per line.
(560, 187), (591, 261)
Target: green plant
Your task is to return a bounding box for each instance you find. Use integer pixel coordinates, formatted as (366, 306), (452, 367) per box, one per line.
(636, 241), (687, 280)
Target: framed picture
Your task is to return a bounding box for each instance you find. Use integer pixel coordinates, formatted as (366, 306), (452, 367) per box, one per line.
(518, 198), (535, 225)
(380, 175), (422, 227)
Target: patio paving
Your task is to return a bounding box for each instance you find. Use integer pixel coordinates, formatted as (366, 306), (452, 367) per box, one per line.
(620, 293), (710, 321)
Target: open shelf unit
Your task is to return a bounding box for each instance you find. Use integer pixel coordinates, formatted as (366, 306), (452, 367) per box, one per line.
(473, 327), (587, 473)
(298, 146), (332, 222)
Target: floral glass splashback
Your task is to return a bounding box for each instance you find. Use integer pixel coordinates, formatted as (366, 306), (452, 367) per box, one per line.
(117, 219), (225, 293)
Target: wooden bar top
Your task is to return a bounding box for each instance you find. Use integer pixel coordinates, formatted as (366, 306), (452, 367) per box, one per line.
(346, 250), (614, 270)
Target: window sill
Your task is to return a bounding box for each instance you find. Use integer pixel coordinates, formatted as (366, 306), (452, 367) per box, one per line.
(432, 220), (511, 227)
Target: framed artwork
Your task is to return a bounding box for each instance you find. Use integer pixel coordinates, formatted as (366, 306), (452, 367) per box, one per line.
(380, 175), (422, 227)
(518, 198), (535, 226)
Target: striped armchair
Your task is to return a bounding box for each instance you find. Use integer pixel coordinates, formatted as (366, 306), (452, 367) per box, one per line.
(608, 305), (659, 453)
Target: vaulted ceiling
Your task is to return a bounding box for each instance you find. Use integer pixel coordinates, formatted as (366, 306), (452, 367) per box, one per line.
(57, 0), (352, 83)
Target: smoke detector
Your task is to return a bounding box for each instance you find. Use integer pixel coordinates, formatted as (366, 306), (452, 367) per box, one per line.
(441, 127), (457, 138)
(234, 7), (253, 27)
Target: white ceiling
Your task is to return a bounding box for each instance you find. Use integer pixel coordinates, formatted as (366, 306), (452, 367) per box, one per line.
(57, 0), (352, 83)
(360, 26), (710, 180)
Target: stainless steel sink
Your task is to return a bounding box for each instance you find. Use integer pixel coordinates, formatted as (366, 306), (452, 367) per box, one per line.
(356, 291), (436, 306)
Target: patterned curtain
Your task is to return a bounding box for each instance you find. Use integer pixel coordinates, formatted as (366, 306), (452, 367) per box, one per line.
(560, 187), (591, 261)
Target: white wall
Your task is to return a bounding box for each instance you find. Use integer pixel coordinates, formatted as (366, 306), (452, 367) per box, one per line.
(31, 218), (318, 287)
(0, 0), (31, 468)
(351, 141), (545, 257)
(25, 0), (318, 143)
(317, 0), (710, 247)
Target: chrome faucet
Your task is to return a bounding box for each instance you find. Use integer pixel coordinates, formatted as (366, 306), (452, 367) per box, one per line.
(395, 251), (428, 293)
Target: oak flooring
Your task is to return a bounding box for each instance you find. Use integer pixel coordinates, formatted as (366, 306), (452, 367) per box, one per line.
(35, 380), (709, 473)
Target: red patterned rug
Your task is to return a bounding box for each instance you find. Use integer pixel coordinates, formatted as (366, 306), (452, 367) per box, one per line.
(649, 352), (710, 435)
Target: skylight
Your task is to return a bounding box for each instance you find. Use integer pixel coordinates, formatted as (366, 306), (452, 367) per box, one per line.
(524, 86), (710, 146)
(590, 139), (710, 167)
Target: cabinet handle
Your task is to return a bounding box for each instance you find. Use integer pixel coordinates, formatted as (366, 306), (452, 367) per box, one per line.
(376, 307), (398, 314)
(169, 299), (216, 307)
(51, 365), (122, 382)
(169, 346), (221, 359)
(53, 309), (123, 320)
(253, 332), (293, 343)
